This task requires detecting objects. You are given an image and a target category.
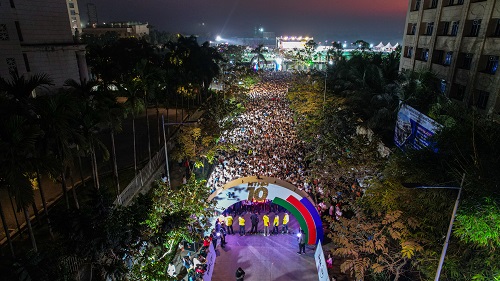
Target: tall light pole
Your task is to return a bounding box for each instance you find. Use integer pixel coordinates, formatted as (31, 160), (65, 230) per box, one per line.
(161, 114), (171, 187)
(161, 115), (198, 188)
(323, 52), (329, 111)
(403, 173), (465, 281)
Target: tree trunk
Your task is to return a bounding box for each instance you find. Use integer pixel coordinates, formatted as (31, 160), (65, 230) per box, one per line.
(60, 170), (70, 210)
(0, 200), (15, 258)
(90, 156), (97, 189)
(145, 95), (152, 162)
(57, 144), (70, 210)
(132, 115), (138, 175)
(8, 193), (23, 238)
(181, 95), (184, 121)
(31, 202), (41, 226)
(36, 170), (54, 239)
(156, 103), (161, 148)
(77, 152), (86, 188)
(92, 146), (100, 190)
(166, 107), (170, 139)
(111, 130), (120, 196)
(69, 172), (80, 209)
(23, 207), (37, 252)
(175, 98), (178, 123)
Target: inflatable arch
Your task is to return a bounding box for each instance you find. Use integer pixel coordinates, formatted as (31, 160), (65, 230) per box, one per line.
(208, 176), (323, 245)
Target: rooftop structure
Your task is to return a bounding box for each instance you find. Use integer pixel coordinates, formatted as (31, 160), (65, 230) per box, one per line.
(276, 36), (314, 49)
(82, 22), (150, 39)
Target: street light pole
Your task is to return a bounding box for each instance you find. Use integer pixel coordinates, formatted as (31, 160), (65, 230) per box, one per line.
(323, 53), (328, 111)
(161, 114), (171, 187)
(434, 173), (465, 281)
(403, 173), (465, 281)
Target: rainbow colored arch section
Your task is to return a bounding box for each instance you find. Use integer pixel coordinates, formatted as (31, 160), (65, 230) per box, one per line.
(208, 176), (324, 245)
(273, 196), (323, 245)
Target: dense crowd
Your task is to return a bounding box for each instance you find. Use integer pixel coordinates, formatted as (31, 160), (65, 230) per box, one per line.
(208, 73), (313, 195)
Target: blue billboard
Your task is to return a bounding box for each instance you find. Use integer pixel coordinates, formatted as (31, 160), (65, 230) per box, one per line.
(394, 104), (442, 150)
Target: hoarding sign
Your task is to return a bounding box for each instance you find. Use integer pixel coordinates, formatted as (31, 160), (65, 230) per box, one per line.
(315, 240), (330, 281)
(394, 104), (442, 150)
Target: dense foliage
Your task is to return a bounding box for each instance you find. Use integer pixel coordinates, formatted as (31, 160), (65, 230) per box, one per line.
(288, 50), (500, 280)
(0, 34), (228, 280)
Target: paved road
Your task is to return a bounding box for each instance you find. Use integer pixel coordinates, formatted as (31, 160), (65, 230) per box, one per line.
(211, 212), (318, 281)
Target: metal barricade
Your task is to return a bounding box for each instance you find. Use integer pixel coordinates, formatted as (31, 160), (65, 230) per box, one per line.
(115, 146), (166, 206)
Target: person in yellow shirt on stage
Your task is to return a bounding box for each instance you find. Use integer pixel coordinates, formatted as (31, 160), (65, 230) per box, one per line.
(238, 216), (246, 236)
(225, 214), (234, 235)
(282, 212), (289, 234)
(263, 213), (270, 236)
(273, 214), (280, 234)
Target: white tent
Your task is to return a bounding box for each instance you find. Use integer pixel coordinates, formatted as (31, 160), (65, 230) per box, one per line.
(374, 42), (385, 49)
(383, 42), (393, 50)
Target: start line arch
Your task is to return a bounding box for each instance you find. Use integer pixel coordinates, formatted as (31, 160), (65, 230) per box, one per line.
(208, 176), (323, 245)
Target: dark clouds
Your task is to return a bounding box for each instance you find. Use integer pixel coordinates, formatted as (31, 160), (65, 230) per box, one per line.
(81, 0), (407, 44)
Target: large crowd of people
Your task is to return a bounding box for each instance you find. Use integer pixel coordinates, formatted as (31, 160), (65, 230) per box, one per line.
(208, 73), (312, 195)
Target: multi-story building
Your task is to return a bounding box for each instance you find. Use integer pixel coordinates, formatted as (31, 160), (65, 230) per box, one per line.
(82, 22), (150, 39)
(66, 0), (82, 35)
(0, 0), (88, 89)
(400, 0), (500, 117)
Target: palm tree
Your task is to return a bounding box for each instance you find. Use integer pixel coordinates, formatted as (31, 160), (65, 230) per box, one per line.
(198, 41), (222, 100)
(118, 79), (145, 175)
(100, 92), (125, 196)
(0, 115), (42, 252)
(35, 92), (81, 209)
(0, 72), (54, 251)
(0, 198), (15, 257)
(250, 44), (267, 70)
(133, 60), (164, 161)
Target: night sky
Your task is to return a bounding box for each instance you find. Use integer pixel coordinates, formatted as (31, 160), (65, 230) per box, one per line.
(81, 0), (408, 44)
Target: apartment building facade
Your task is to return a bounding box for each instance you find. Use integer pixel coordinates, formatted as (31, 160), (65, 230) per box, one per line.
(0, 0), (88, 89)
(400, 0), (500, 117)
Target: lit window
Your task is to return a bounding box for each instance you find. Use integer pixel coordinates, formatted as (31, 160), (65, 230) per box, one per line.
(451, 21), (460, 36)
(422, 49), (429, 61)
(485, 56), (498, 74)
(470, 19), (481, 37)
(440, 80), (447, 93)
(426, 22), (434, 35)
(406, 47), (413, 58)
(444, 52), (453, 66)
(442, 22), (450, 35)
